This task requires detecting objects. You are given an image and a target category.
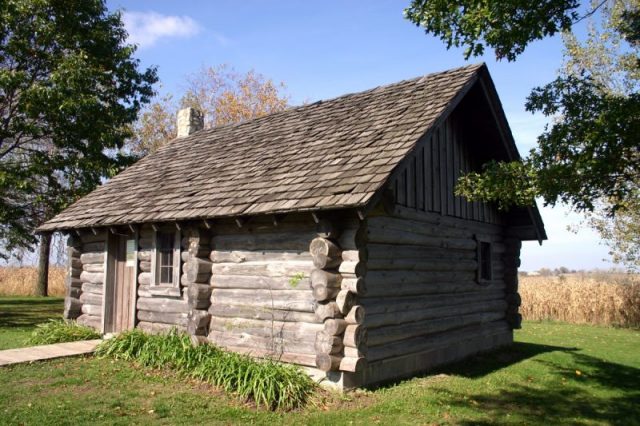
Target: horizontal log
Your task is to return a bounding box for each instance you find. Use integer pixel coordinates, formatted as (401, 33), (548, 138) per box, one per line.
(208, 304), (319, 323)
(211, 261), (312, 278)
(338, 261), (367, 277)
(64, 297), (82, 318)
(339, 356), (367, 373)
(138, 272), (151, 286)
(68, 247), (81, 258)
(211, 288), (314, 310)
(137, 321), (186, 334)
(315, 331), (344, 355)
(324, 318), (348, 336)
(138, 285), (152, 298)
(212, 232), (312, 251)
(79, 292), (102, 306)
(312, 284), (340, 302)
(139, 261), (151, 273)
(341, 277), (366, 295)
(506, 292), (522, 307)
(209, 317), (322, 342)
(368, 258), (477, 272)
(138, 238), (152, 250)
(309, 237), (342, 269)
(190, 335), (209, 346)
(82, 263), (104, 273)
(211, 249), (311, 264)
(81, 303), (102, 316)
(69, 267), (82, 278)
(66, 286), (81, 300)
(138, 250), (152, 262)
(219, 344), (317, 367)
(381, 206), (505, 234)
(210, 274), (311, 291)
(80, 252), (105, 265)
(316, 218), (340, 239)
(336, 290), (355, 315)
(66, 276), (82, 289)
(70, 258), (82, 269)
(208, 330), (315, 355)
(341, 249), (367, 262)
(364, 290), (506, 316)
(188, 284), (212, 309)
(344, 345), (367, 358)
(367, 321), (509, 362)
(315, 353), (342, 371)
(82, 242), (105, 252)
(345, 305), (365, 324)
(81, 282), (103, 295)
(80, 271), (103, 285)
(185, 257), (212, 283)
(310, 268), (341, 288)
(76, 314), (101, 330)
(367, 244), (475, 262)
(364, 227), (476, 250)
(365, 300), (508, 329)
(137, 296), (189, 314)
(343, 324), (367, 347)
(367, 216), (471, 239)
(315, 301), (342, 321)
(367, 311), (506, 347)
(138, 310), (188, 326)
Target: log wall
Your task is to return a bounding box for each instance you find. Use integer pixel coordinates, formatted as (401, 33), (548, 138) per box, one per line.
(70, 232), (108, 331)
(357, 207), (519, 386)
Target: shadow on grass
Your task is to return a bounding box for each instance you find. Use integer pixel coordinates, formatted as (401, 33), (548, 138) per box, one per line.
(0, 297), (63, 329)
(432, 347), (640, 425)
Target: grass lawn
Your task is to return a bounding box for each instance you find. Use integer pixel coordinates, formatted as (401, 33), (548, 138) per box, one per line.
(0, 297), (638, 425)
(0, 297), (63, 350)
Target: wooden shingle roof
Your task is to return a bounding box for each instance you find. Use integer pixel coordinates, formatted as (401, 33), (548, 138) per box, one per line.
(40, 64), (485, 232)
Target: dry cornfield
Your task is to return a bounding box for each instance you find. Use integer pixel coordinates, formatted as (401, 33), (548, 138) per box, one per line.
(520, 273), (640, 328)
(0, 267), (66, 297)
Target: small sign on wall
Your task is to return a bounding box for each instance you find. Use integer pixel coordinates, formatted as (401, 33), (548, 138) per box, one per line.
(126, 238), (136, 266)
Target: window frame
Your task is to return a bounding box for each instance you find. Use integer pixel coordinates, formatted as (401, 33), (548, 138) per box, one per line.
(150, 227), (181, 296)
(475, 235), (493, 285)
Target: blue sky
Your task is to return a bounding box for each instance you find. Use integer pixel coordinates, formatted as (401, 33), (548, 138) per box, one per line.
(107, 0), (615, 272)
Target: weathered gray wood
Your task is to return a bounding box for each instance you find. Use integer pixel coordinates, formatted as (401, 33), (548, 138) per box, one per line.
(82, 242), (105, 252)
(190, 335), (209, 347)
(316, 218), (341, 239)
(208, 304), (319, 323)
(310, 268), (341, 288)
(82, 263), (104, 273)
(70, 267), (82, 278)
(345, 305), (365, 324)
(209, 317), (322, 341)
(137, 321), (186, 334)
(64, 297), (82, 318)
(138, 272), (151, 286)
(324, 318), (348, 335)
(367, 216), (470, 239)
(212, 232), (312, 251)
(137, 296), (189, 313)
(210, 274), (311, 291)
(341, 277), (366, 295)
(217, 344), (317, 367)
(66, 286), (81, 300)
(138, 238), (153, 250)
(211, 290), (315, 313)
(208, 330), (315, 355)
(341, 249), (367, 262)
(309, 237), (342, 269)
(188, 284), (212, 309)
(364, 227), (477, 250)
(80, 252), (105, 264)
(76, 314), (101, 329)
(344, 345), (367, 358)
(343, 324), (367, 347)
(364, 290), (506, 316)
(81, 303), (102, 316)
(70, 258), (82, 269)
(367, 311), (505, 347)
(80, 271), (104, 285)
(312, 284), (340, 302)
(314, 301), (342, 321)
(185, 257), (212, 283)
(66, 276), (82, 289)
(138, 310), (188, 326)
(336, 290), (355, 315)
(315, 353), (342, 371)
(211, 250), (311, 263)
(81, 282), (103, 295)
(340, 356), (367, 373)
(338, 261), (367, 277)
(138, 250), (152, 262)
(79, 292), (102, 306)
(315, 331), (343, 355)
(368, 258), (477, 272)
(211, 261), (312, 277)
(139, 261), (152, 273)
(365, 300), (508, 328)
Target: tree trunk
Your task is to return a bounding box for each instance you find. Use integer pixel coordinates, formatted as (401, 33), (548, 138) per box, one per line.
(36, 233), (51, 297)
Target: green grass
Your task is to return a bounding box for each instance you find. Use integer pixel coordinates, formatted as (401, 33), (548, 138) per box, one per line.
(28, 319), (101, 345)
(0, 320), (637, 424)
(0, 297), (63, 349)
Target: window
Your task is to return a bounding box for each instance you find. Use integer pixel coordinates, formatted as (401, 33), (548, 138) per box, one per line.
(151, 228), (180, 293)
(476, 237), (492, 284)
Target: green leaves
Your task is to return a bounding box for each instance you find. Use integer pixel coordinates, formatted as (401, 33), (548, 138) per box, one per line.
(0, 0), (157, 257)
(27, 319), (101, 345)
(404, 0), (580, 60)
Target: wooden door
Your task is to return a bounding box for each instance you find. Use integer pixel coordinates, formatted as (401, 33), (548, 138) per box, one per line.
(104, 233), (137, 333)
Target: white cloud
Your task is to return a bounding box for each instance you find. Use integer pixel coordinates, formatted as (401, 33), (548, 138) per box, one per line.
(122, 11), (202, 48)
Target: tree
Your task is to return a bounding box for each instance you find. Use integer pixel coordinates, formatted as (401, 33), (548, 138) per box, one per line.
(0, 0), (157, 294)
(129, 65), (289, 156)
(405, 0), (640, 268)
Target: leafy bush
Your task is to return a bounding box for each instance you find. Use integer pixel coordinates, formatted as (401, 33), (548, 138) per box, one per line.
(95, 329), (315, 410)
(28, 319), (101, 345)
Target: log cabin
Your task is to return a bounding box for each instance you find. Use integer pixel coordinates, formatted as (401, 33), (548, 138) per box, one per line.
(38, 63), (546, 389)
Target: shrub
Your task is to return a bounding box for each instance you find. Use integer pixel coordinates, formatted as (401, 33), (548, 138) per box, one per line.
(28, 319), (101, 345)
(95, 329), (315, 410)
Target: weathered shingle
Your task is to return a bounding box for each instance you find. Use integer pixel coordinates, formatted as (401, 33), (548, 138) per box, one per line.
(39, 64), (482, 231)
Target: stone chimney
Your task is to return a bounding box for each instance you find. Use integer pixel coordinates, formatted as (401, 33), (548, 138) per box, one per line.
(176, 107), (204, 137)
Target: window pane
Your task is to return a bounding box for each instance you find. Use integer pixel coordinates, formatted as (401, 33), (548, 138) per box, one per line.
(156, 231), (175, 285)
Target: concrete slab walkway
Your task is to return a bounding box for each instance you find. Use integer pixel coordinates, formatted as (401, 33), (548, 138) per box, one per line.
(0, 339), (102, 366)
